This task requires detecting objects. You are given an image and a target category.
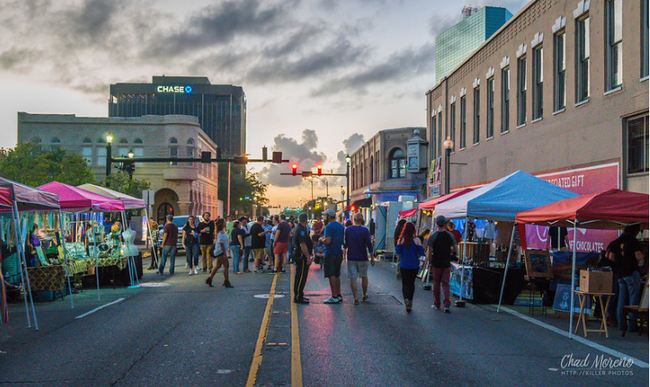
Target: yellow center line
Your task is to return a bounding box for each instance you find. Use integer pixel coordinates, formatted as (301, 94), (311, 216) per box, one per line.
(290, 264), (303, 387)
(246, 273), (279, 387)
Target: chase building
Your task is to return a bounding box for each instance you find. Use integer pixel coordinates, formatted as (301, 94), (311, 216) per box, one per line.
(109, 76), (246, 157)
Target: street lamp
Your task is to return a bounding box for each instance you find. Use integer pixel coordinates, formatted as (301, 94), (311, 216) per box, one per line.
(313, 175), (329, 198)
(127, 149), (134, 159)
(345, 154), (351, 214)
(443, 137), (454, 194)
(105, 134), (113, 187)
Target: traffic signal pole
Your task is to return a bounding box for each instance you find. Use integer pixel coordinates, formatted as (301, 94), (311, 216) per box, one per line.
(280, 169), (350, 215)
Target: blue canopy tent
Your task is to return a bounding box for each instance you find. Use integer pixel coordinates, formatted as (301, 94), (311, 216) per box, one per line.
(433, 170), (580, 306)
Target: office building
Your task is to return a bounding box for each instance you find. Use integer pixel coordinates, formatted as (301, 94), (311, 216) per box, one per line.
(435, 6), (513, 83)
(17, 113), (221, 220)
(109, 76), (246, 157)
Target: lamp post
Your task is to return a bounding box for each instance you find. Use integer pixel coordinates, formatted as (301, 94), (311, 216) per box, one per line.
(345, 154), (351, 213)
(105, 134), (113, 187)
(443, 137), (454, 194)
(313, 176), (329, 198)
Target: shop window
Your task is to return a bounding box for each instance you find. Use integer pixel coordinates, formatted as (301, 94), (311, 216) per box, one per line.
(576, 16), (590, 102)
(389, 148), (406, 179)
(501, 68), (510, 133)
(460, 96), (467, 149)
(517, 57), (527, 126)
(532, 46), (543, 120)
(473, 87), (480, 144)
(554, 31), (566, 111)
(627, 115), (649, 174)
(605, 0), (623, 91)
(486, 79), (494, 138)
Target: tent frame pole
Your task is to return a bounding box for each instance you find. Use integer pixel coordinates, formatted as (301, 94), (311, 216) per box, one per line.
(145, 207), (158, 269)
(12, 203), (38, 330)
(497, 222), (517, 313)
(58, 210), (74, 309)
(92, 215), (100, 302)
(569, 222), (578, 339)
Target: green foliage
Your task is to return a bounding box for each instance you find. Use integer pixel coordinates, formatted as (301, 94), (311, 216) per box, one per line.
(98, 171), (151, 199)
(221, 165), (269, 216)
(0, 142), (95, 186)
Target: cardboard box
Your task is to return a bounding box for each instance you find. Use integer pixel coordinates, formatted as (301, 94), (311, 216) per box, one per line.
(579, 270), (613, 293)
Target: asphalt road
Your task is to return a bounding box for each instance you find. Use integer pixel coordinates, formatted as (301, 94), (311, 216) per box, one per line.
(0, 257), (648, 386)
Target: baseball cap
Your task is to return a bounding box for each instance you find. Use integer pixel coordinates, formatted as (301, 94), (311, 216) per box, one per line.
(435, 215), (447, 227)
(323, 209), (336, 217)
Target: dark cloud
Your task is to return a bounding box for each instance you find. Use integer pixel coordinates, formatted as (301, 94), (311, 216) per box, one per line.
(312, 42), (435, 96)
(258, 129), (327, 187)
(66, 0), (122, 38)
(0, 48), (40, 71)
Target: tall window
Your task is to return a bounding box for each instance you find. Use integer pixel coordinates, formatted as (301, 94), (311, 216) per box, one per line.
(627, 115), (649, 174)
(487, 78), (494, 138)
(81, 138), (93, 166)
(554, 31), (566, 111)
(605, 0), (623, 90)
(169, 137), (178, 166)
(50, 137), (61, 151)
(450, 102), (456, 149)
(501, 68), (510, 133)
(389, 148), (406, 178)
(438, 113), (443, 151)
(576, 16), (590, 102)
(187, 138), (195, 166)
(473, 87), (480, 144)
(431, 114), (437, 158)
(97, 146), (107, 167)
(369, 155), (374, 183)
(642, 0), (649, 78)
(532, 46), (543, 120)
(517, 57), (527, 126)
(460, 96), (467, 149)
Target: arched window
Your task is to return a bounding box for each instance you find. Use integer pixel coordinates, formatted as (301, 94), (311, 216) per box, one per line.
(389, 148), (406, 179)
(51, 137), (61, 143)
(134, 138), (143, 144)
(31, 137), (42, 144)
(119, 138), (128, 144)
(96, 138), (105, 144)
(50, 137), (61, 151)
(82, 138), (92, 143)
(169, 137), (178, 165)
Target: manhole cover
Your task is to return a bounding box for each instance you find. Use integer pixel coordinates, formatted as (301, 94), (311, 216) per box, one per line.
(254, 294), (285, 299)
(139, 283), (171, 287)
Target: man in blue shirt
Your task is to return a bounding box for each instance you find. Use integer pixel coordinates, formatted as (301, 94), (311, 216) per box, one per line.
(344, 212), (375, 305)
(319, 209), (345, 304)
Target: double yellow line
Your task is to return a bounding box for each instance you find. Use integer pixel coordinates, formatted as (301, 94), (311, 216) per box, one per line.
(246, 267), (303, 387)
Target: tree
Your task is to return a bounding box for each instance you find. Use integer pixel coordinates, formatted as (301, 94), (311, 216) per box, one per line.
(0, 142), (95, 186)
(227, 168), (269, 216)
(98, 171), (151, 199)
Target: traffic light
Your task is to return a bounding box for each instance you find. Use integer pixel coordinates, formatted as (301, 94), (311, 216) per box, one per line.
(292, 163), (298, 176)
(317, 164), (323, 176)
(350, 205), (356, 212)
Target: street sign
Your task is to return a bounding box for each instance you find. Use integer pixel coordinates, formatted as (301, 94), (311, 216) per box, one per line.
(142, 189), (155, 205)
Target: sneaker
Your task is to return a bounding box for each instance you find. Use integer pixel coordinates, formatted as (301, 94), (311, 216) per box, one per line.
(431, 305), (440, 310)
(324, 296), (338, 304)
(444, 307), (451, 313)
(335, 295), (343, 303)
(254, 269), (264, 273)
(294, 298), (309, 304)
(281, 269), (287, 273)
(188, 270), (194, 276)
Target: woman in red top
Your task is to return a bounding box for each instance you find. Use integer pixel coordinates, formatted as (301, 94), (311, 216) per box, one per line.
(447, 221), (462, 244)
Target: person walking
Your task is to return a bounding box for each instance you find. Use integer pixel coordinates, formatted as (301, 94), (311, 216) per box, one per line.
(394, 219), (407, 279)
(396, 222), (425, 312)
(368, 218), (376, 245)
(273, 215), (292, 273)
(447, 221), (462, 244)
(320, 209), (345, 304)
(159, 215), (178, 276)
(147, 218), (160, 270)
(239, 217), (253, 273)
(230, 221), (246, 274)
(344, 213), (375, 305)
(606, 224), (644, 332)
(206, 218), (233, 288)
(268, 216), (278, 270)
(250, 216), (270, 273)
(426, 216), (457, 313)
(293, 213), (313, 304)
(198, 212), (215, 272)
(263, 218), (273, 270)
(182, 216), (200, 275)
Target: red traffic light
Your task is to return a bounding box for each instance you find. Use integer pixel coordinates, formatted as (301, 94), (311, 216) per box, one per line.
(350, 205), (356, 212)
(317, 164), (323, 176)
(292, 163), (298, 176)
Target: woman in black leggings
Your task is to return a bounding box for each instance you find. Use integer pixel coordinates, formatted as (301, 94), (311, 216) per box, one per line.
(395, 222), (425, 313)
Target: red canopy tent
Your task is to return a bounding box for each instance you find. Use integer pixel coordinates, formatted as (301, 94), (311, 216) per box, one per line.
(398, 208), (417, 218)
(0, 187), (11, 208)
(510, 189), (649, 337)
(515, 189), (649, 229)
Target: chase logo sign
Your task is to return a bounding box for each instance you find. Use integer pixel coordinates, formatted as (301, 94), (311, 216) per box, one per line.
(156, 85), (192, 94)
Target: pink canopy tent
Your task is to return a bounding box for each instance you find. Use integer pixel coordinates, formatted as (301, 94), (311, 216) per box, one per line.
(0, 187), (11, 208)
(0, 177), (60, 211)
(398, 208), (417, 218)
(76, 184), (145, 209)
(418, 188), (474, 210)
(37, 182), (125, 212)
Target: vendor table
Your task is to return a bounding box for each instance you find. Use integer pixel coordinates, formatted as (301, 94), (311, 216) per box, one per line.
(574, 290), (614, 338)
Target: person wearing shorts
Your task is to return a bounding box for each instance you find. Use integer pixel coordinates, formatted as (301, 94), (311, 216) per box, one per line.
(250, 216), (270, 272)
(273, 215), (291, 273)
(197, 212), (215, 272)
(319, 209), (345, 304)
(344, 212), (375, 305)
(206, 218), (233, 288)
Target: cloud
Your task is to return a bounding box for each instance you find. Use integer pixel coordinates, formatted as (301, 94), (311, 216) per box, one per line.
(257, 129), (327, 187)
(429, 11), (463, 37)
(311, 42), (435, 96)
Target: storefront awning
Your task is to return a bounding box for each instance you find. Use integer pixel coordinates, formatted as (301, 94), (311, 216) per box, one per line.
(346, 197), (372, 211)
